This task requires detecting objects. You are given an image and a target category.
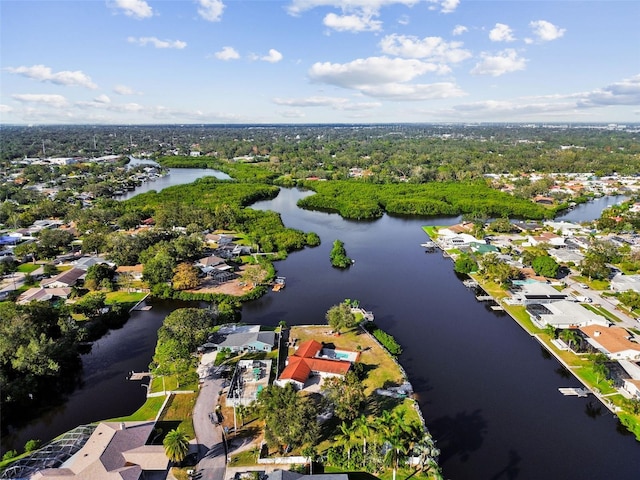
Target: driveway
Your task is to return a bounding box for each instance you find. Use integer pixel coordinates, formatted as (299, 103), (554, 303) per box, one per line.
(192, 363), (227, 480)
(563, 278), (639, 333)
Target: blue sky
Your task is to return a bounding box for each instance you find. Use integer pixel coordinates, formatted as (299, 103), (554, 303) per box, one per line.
(1, 0), (638, 124)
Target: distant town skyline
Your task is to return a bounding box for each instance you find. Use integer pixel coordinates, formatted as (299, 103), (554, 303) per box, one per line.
(1, 0), (638, 125)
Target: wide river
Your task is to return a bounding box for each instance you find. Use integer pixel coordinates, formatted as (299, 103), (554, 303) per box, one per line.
(3, 166), (638, 479)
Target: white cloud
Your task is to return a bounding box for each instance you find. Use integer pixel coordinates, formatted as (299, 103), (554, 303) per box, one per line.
(379, 34), (471, 63)
(0, 104), (13, 113)
(310, 57), (441, 87)
(93, 94), (112, 104)
(528, 20), (566, 42)
(489, 23), (515, 42)
(12, 94), (68, 108)
(112, 0), (153, 19)
(435, 76), (640, 120)
(197, 0), (225, 22)
(261, 49), (283, 63)
(113, 85), (136, 95)
(308, 56), (465, 100)
(323, 12), (382, 32)
(452, 25), (467, 36)
(358, 82), (465, 100)
(273, 95), (382, 111)
(428, 0), (459, 14)
(287, 0), (420, 16)
(215, 46), (240, 60)
(287, 1), (456, 31)
(471, 49), (526, 76)
(6, 64), (97, 89)
(577, 74), (640, 107)
(127, 36), (187, 49)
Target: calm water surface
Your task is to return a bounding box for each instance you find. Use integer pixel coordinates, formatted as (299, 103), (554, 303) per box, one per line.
(5, 175), (639, 479)
(245, 188), (640, 480)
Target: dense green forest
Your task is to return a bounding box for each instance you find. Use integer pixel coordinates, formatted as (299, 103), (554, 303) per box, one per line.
(297, 179), (554, 220)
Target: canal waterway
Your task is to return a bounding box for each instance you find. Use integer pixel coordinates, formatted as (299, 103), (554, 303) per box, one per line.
(244, 189), (640, 479)
(4, 171), (639, 479)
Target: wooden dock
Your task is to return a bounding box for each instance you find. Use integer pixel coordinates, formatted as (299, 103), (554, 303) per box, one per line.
(128, 371), (151, 381)
(558, 387), (589, 397)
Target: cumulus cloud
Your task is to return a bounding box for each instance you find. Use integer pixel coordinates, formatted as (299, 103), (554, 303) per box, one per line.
(12, 94), (68, 108)
(112, 0), (153, 19)
(379, 34), (471, 63)
(6, 64), (97, 89)
(310, 57), (441, 87)
(452, 25), (467, 36)
(323, 12), (382, 32)
(261, 49), (283, 63)
(308, 56), (465, 101)
(427, 0), (459, 14)
(197, 0), (225, 22)
(471, 49), (526, 76)
(113, 84), (136, 95)
(127, 36), (187, 49)
(527, 20), (566, 43)
(287, 1), (457, 31)
(489, 23), (515, 42)
(215, 46), (240, 60)
(0, 104), (13, 113)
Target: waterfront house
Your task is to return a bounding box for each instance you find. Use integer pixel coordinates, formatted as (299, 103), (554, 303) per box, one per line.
(526, 300), (610, 329)
(579, 325), (640, 361)
(206, 328), (276, 353)
(275, 339), (357, 390)
(31, 421), (170, 480)
(619, 360), (640, 399)
(509, 282), (568, 305)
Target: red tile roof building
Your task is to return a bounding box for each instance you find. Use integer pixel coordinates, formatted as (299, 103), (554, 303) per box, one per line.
(276, 339), (355, 390)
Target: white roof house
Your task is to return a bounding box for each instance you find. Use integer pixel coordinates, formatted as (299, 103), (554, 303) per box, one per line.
(610, 274), (640, 293)
(529, 300), (610, 329)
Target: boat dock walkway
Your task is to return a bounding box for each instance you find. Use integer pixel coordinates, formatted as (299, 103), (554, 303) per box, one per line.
(128, 371), (151, 381)
(559, 387), (590, 397)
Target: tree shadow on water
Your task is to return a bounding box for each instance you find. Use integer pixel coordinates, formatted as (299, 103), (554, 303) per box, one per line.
(489, 449), (521, 480)
(429, 409), (488, 463)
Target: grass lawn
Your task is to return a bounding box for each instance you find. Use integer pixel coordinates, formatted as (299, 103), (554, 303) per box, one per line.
(228, 448), (261, 467)
(159, 393), (197, 439)
(290, 325), (405, 396)
(583, 304), (621, 323)
(17, 263), (40, 273)
(108, 396), (166, 422)
(421, 226), (439, 238)
(573, 366), (617, 395)
(105, 291), (146, 305)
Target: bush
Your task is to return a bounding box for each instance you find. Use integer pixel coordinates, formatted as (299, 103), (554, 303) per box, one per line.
(24, 439), (41, 453)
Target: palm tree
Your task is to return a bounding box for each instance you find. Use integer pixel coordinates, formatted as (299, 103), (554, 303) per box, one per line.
(376, 411), (416, 480)
(163, 428), (190, 464)
(335, 421), (357, 462)
(353, 414), (372, 457)
(560, 329), (580, 351)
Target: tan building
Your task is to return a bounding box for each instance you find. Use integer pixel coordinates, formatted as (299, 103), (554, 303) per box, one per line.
(32, 421), (170, 480)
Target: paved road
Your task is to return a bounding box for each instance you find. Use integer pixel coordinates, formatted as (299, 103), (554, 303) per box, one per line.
(192, 364), (227, 480)
(563, 277), (639, 333)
